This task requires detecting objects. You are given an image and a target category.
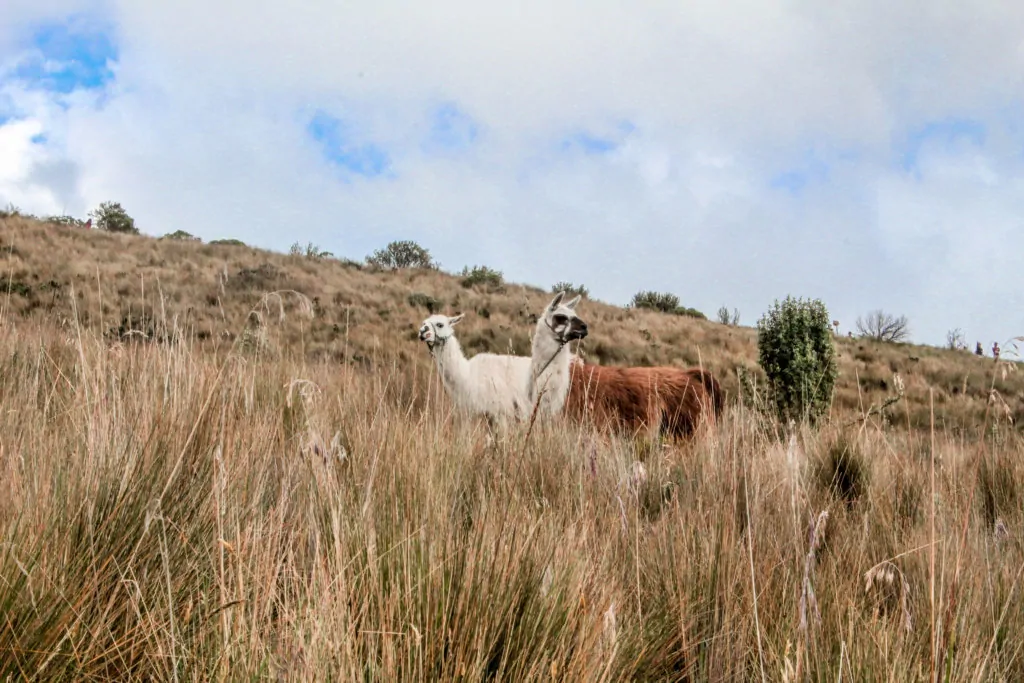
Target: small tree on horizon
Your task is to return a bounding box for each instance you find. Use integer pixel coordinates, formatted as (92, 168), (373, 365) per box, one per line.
(366, 240), (437, 270)
(551, 281), (589, 298)
(717, 306), (741, 326)
(89, 201), (138, 234)
(946, 328), (966, 351)
(856, 310), (910, 343)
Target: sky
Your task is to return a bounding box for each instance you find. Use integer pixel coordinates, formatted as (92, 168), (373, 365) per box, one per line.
(0, 0), (1022, 351)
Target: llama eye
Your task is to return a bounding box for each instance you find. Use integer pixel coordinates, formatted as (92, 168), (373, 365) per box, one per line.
(553, 315), (568, 325)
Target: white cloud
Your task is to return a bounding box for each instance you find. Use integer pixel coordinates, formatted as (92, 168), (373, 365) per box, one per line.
(1, 0), (1024, 348)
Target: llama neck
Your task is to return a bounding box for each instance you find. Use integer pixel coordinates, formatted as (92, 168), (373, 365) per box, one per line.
(529, 322), (572, 411)
(431, 337), (472, 402)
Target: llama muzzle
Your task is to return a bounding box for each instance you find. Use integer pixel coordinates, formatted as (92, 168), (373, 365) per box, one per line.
(567, 319), (589, 341)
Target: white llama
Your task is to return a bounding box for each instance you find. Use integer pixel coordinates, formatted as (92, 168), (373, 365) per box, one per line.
(418, 313), (531, 429)
(526, 291), (588, 417)
(418, 292), (588, 431)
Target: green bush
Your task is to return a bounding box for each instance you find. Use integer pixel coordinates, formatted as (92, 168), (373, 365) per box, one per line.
(756, 295), (838, 426)
(366, 240), (437, 270)
(551, 281), (588, 298)
(210, 238), (246, 247)
(717, 306), (740, 326)
(631, 290), (705, 319)
(162, 230), (201, 242)
(631, 290), (678, 313)
(89, 201), (138, 234)
(460, 265), (503, 291)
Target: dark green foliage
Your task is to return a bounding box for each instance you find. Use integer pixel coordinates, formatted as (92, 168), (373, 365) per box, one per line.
(631, 290), (705, 319)
(677, 306), (706, 320)
(3, 279), (33, 298)
(89, 201), (138, 234)
(631, 290), (679, 313)
(366, 240), (437, 270)
(162, 230), (201, 242)
(551, 281), (588, 298)
(210, 238), (246, 247)
(756, 295), (838, 426)
(717, 306), (740, 326)
(460, 265), (503, 291)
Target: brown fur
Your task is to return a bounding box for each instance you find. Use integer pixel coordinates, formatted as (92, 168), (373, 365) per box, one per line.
(565, 357), (724, 440)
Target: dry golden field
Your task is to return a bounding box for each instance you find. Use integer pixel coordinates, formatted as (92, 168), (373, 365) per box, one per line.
(1, 216), (1023, 680)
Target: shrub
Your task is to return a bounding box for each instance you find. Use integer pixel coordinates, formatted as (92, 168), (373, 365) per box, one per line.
(290, 241), (333, 260)
(756, 295), (838, 426)
(460, 265), (503, 291)
(366, 240), (437, 270)
(89, 201), (138, 234)
(162, 230), (201, 242)
(551, 281), (588, 298)
(46, 215), (87, 228)
(407, 292), (442, 313)
(210, 238), (247, 247)
(856, 310), (910, 343)
(631, 290), (705, 319)
(717, 306), (741, 326)
(945, 327), (966, 351)
(631, 290), (679, 314)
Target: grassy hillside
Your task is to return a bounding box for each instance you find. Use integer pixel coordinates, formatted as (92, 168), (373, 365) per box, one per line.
(2, 215), (1022, 435)
(1, 216), (1022, 679)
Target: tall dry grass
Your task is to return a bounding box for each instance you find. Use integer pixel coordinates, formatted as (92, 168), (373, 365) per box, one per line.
(0, 311), (1022, 681)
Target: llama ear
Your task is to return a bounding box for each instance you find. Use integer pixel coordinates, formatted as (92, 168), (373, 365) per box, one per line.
(548, 291), (565, 310)
(449, 313), (465, 326)
(565, 294), (581, 309)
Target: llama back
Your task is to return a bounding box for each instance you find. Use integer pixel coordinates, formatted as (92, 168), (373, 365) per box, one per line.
(566, 360), (723, 439)
(565, 362), (661, 437)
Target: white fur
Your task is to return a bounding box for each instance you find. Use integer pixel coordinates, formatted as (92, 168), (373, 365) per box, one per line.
(419, 313), (531, 427)
(419, 294), (587, 431)
(527, 291), (586, 417)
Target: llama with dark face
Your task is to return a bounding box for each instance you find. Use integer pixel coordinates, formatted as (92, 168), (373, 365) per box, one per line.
(526, 291), (589, 417)
(525, 294), (721, 440)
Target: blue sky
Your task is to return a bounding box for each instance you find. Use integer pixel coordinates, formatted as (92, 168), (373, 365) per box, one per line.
(0, 1), (1023, 351)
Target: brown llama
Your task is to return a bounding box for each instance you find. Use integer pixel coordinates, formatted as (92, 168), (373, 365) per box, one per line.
(564, 356), (724, 441)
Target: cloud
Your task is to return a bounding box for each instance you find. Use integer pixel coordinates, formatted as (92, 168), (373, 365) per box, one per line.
(1, 0), (1024, 348)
